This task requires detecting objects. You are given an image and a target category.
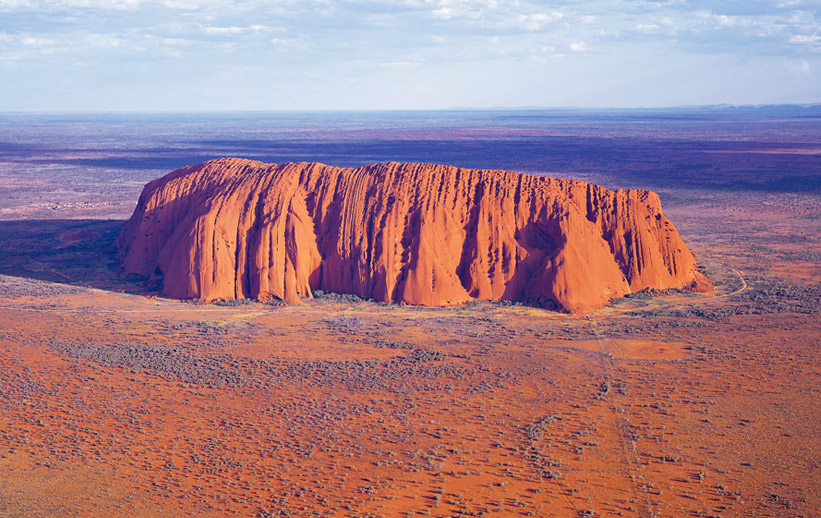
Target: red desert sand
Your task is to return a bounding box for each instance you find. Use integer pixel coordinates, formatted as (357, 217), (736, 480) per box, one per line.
(116, 159), (710, 312)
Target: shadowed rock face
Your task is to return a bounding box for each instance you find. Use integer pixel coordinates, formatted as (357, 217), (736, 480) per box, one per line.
(116, 158), (710, 312)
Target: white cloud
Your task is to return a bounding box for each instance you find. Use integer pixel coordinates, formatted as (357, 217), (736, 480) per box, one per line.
(1, 0), (820, 110)
(0, 0), (213, 9)
(162, 37), (191, 46)
(20, 36), (54, 45)
(84, 33), (123, 47)
(417, 0), (492, 21)
(382, 60), (420, 67)
(0, 0), (32, 7)
(269, 37), (302, 49)
(517, 11), (562, 31)
(202, 24), (272, 35)
(203, 25), (244, 35)
(789, 34), (821, 45)
(160, 0), (200, 8)
(56, 0), (142, 9)
(633, 15), (677, 34)
(432, 7), (452, 19)
(785, 60), (811, 74)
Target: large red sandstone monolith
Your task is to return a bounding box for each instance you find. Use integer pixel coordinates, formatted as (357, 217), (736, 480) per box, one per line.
(116, 158), (710, 313)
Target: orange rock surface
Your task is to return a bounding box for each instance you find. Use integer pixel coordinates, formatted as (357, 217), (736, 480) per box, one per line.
(116, 158), (708, 312)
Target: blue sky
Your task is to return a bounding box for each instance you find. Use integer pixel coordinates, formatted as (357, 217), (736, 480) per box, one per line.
(1, 0), (820, 111)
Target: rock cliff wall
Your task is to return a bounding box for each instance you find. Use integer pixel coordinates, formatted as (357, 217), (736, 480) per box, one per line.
(116, 158), (709, 312)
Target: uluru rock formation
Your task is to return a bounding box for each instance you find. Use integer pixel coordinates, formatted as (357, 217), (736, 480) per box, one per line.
(116, 158), (710, 313)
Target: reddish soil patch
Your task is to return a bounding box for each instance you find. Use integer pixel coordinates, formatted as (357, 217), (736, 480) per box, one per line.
(0, 113), (819, 516)
(0, 184), (818, 517)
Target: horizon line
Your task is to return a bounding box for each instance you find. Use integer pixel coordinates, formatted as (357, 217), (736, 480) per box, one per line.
(2, 103), (821, 116)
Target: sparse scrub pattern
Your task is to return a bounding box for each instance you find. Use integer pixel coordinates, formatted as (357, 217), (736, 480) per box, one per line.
(738, 278), (821, 314)
(50, 340), (467, 395)
(0, 239), (817, 517)
(282, 349), (463, 394)
(0, 111), (819, 518)
(0, 275), (84, 298)
(632, 276), (821, 320)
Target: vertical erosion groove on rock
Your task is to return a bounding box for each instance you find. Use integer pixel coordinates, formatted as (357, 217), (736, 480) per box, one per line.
(115, 158), (711, 312)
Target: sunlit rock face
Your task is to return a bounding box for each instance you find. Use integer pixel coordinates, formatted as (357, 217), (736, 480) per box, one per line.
(117, 158), (709, 312)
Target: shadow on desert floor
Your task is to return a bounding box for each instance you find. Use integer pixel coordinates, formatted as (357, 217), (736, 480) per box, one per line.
(0, 218), (147, 293)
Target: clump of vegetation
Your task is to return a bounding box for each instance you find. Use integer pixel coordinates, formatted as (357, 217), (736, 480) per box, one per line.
(213, 298), (256, 307)
(525, 415), (561, 442)
(311, 289), (372, 303)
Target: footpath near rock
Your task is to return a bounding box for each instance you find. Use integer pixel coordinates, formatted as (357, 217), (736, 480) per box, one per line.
(117, 158), (709, 312)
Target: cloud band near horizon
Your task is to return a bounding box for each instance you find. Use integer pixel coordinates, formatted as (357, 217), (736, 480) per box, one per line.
(1, 0), (819, 111)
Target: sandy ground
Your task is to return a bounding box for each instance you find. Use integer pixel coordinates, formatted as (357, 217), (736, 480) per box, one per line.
(1, 110), (820, 516)
(0, 181), (818, 518)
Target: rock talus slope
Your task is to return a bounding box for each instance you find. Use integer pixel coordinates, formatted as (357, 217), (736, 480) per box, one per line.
(116, 158), (710, 312)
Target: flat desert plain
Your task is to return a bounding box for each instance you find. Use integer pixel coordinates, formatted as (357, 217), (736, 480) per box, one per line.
(0, 110), (819, 517)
